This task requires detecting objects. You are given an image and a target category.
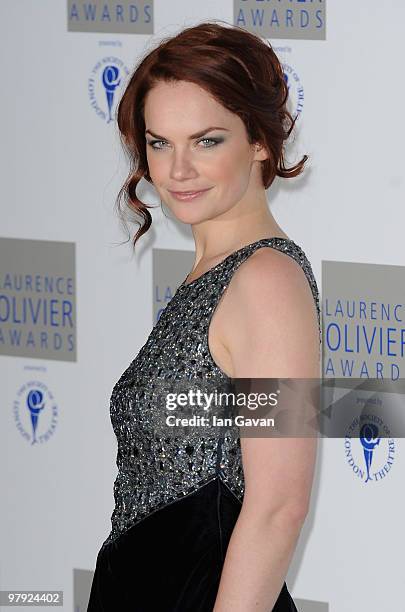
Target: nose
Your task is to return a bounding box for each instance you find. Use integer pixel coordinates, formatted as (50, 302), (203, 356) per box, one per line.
(169, 148), (198, 181)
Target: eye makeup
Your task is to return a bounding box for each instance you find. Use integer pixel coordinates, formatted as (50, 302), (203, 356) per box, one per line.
(146, 137), (224, 150)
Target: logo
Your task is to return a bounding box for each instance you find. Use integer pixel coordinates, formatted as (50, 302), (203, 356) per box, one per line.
(13, 381), (58, 445)
(282, 62), (304, 121)
(234, 0), (326, 41)
(67, 1), (154, 35)
(0, 237), (76, 361)
(88, 56), (130, 123)
(344, 411), (395, 484)
(322, 261), (405, 379)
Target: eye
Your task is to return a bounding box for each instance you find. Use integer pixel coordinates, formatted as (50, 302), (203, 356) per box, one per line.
(147, 139), (167, 150)
(146, 137), (222, 150)
(198, 138), (220, 147)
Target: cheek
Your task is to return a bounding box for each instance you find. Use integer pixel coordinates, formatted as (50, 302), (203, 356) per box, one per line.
(147, 154), (164, 184)
(215, 148), (252, 194)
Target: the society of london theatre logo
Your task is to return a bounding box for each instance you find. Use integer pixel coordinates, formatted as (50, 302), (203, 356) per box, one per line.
(281, 62), (304, 120)
(13, 381), (58, 445)
(88, 56), (130, 123)
(344, 411), (395, 485)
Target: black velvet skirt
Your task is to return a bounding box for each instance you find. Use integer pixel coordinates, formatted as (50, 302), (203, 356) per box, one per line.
(87, 478), (298, 611)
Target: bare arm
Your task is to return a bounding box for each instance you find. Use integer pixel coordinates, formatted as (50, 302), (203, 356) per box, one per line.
(212, 248), (320, 611)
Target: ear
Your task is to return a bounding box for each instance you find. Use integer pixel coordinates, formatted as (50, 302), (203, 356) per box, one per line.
(252, 142), (269, 162)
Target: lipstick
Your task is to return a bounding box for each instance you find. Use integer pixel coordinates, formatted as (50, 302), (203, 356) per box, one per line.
(168, 187), (212, 201)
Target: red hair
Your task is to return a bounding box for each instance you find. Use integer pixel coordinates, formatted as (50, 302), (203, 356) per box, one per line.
(115, 20), (308, 247)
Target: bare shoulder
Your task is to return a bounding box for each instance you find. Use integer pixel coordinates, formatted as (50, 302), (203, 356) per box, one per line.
(217, 245), (320, 377)
(229, 245), (316, 308)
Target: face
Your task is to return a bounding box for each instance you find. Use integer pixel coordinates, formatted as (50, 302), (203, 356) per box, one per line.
(143, 80), (267, 225)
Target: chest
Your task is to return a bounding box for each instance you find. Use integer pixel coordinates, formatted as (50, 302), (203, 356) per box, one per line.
(109, 287), (229, 430)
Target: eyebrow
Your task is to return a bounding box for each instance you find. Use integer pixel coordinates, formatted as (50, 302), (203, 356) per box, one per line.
(145, 126), (230, 140)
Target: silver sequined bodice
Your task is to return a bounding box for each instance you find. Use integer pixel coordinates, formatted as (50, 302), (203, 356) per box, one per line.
(101, 237), (321, 548)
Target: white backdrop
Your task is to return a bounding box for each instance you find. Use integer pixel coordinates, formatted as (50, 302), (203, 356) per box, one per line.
(1, 2), (404, 611)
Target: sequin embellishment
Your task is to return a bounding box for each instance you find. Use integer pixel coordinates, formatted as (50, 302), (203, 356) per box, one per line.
(101, 238), (322, 548)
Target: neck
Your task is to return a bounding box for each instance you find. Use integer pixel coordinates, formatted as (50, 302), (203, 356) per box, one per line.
(188, 200), (288, 265)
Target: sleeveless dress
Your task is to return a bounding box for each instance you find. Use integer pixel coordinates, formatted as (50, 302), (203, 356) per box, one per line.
(87, 237), (322, 612)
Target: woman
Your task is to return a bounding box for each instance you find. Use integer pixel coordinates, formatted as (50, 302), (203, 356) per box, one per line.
(88, 21), (321, 612)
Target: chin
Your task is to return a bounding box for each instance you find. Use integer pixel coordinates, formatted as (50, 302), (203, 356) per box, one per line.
(170, 209), (211, 225)
(170, 202), (231, 226)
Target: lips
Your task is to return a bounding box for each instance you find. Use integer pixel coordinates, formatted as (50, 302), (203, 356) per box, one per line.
(169, 188), (210, 195)
(168, 187), (213, 201)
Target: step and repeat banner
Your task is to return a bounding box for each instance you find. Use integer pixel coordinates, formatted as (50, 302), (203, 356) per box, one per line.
(1, 1), (404, 611)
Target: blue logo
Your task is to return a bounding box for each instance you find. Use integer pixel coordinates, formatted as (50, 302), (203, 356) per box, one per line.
(282, 62), (304, 121)
(88, 56), (130, 123)
(280, 61), (304, 121)
(13, 381), (58, 445)
(344, 412), (395, 484)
